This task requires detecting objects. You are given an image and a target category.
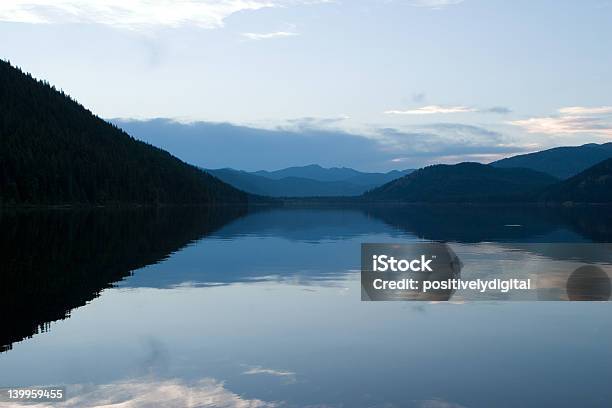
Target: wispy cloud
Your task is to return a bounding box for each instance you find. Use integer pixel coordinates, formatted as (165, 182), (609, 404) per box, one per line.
(242, 31), (299, 40)
(408, 0), (465, 9)
(483, 106), (512, 114)
(385, 105), (512, 115)
(508, 106), (612, 137)
(558, 106), (612, 115)
(385, 105), (476, 115)
(375, 123), (529, 164)
(0, 1), (317, 31)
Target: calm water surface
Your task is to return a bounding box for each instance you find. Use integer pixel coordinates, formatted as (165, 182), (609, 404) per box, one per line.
(1, 206), (611, 407)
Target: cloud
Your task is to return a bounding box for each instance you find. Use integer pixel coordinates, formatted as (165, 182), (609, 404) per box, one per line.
(375, 123), (529, 164)
(111, 118), (531, 170)
(385, 105), (476, 115)
(385, 105), (512, 115)
(242, 31), (299, 40)
(24, 377), (278, 408)
(483, 106), (512, 114)
(412, 92), (427, 103)
(112, 118), (389, 171)
(0, 1), (317, 30)
(508, 106), (612, 137)
(408, 0), (465, 9)
(558, 106), (612, 115)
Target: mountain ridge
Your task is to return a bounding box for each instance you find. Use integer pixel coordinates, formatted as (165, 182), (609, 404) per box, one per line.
(0, 60), (247, 206)
(207, 166), (413, 197)
(491, 142), (612, 179)
(542, 158), (612, 203)
(363, 162), (559, 203)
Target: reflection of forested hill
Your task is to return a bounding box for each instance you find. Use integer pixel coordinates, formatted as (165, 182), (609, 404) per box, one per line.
(120, 205), (612, 290)
(0, 207), (245, 352)
(364, 205), (612, 243)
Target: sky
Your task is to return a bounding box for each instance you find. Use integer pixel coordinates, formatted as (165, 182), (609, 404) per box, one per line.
(1, 0), (611, 171)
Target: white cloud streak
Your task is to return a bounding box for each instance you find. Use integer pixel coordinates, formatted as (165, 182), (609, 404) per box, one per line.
(242, 31), (298, 40)
(0, 1), (309, 30)
(408, 0), (465, 9)
(508, 106), (612, 137)
(385, 105), (476, 115)
(558, 106), (612, 115)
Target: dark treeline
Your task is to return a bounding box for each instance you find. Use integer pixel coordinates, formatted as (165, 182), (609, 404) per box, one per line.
(361, 161), (612, 204)
(0, 206), (246, 352)
(0, 60), (247, 206)
(541, 158), (612, 203)
(362, 162), (559, 203)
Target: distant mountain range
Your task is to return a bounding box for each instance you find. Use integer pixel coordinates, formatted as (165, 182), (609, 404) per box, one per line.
(207, 165), (413, 197)
(0, 60), (246, 206)
(2, 59), (611, 206)
(491, 142), (612, 179)
(363, 162), (559, 203)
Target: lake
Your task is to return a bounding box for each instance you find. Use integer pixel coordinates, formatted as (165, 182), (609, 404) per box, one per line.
(1, 205), (611, 408)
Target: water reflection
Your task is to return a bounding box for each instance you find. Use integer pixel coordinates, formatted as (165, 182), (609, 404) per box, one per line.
(0, 206), (246, 352)
(20, 377), (276, 408)
(2, 205), (612, 351)
(362, 204), (612, 243)
(1, 205), (612, 407)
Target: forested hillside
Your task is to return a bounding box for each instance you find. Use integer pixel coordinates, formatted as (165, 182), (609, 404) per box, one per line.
(0, 60), (247, 205)
(541, 158), (612, 203)
(491, 143), (612, 179)
(363, 162), (558, 203)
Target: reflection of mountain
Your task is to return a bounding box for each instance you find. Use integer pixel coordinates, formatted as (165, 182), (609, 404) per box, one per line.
(0, 206), (245, 352)
(3, 205), (611, 351)
(207, 165), (412, 197)
(491, 142), (612, 179)
(363, 205), (577, 243)
(121, 205), (612, 289)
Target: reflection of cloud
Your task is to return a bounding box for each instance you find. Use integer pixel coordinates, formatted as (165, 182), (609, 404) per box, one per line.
(243, 366), (297, 383)
(414, 399), (468, 408)
(21, 377), (278, 408)
(508, 106), (612, 137)
(0, 1), (318, 30)
(385, 105), (476, 115)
